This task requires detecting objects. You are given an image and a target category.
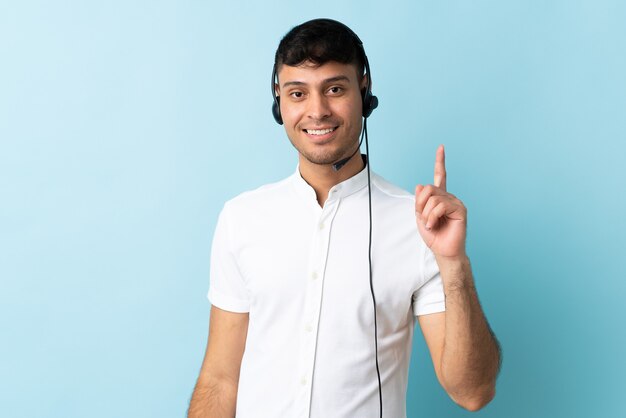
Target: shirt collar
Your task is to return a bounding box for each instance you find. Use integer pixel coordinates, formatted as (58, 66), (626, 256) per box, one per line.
(291, 154), (370, 202)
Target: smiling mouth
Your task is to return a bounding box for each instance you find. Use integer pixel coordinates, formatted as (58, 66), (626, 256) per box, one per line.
(304, 127), (337, 135)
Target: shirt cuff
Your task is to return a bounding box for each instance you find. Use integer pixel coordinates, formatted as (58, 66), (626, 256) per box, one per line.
(207, 287), (250, 313)
(413, 300), (446, 316)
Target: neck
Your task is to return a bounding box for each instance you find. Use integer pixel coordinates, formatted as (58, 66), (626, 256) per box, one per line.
(299, 152), (365, 207)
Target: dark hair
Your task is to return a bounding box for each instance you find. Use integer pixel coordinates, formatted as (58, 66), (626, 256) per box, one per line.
(274, 18), (366, 78)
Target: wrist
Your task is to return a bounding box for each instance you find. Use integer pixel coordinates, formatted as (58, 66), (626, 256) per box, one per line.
(435, 253), (469, 270)
(435, 254), (473, 290)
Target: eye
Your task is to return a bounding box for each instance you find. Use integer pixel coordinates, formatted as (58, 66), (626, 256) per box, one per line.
(328, 86), (343, 95)
(289, 91), (304, 99)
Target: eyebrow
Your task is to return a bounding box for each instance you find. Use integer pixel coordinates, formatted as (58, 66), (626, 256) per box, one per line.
(281, 75), (351, 89)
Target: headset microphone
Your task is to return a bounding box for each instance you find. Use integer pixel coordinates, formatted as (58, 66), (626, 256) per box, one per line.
(332, 156), (353, 172)
(332, 126), (366, 171)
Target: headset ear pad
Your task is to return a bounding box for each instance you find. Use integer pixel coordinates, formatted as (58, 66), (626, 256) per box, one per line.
(272, 96), (283, 125)
(362, 91), (379, 119)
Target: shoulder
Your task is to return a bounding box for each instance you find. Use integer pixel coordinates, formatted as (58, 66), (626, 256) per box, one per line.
(369, 172), (420, 238)
(221, 174), (296, 215)
(371, 172), (415, 204)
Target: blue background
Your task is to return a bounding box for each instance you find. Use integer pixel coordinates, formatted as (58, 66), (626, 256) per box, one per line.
(1, 1), (625, 417)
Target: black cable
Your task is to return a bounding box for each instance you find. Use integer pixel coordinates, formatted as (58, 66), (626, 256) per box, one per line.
(364, 118), (383, 418)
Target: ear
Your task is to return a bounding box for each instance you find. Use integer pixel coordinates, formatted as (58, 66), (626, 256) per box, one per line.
(360, 73), (370, 91)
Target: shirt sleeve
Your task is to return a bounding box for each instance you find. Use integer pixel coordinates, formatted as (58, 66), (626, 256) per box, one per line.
(412, 245), (446, 316)
(207, 203), (251, 313)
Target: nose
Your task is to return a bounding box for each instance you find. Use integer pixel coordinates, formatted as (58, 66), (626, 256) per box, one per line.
(307, 92), (331, 121)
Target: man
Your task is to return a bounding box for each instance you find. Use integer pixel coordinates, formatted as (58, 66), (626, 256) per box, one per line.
(188, 18), (501, 418)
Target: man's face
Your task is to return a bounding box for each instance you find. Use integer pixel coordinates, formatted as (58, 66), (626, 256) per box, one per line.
(276, 61), (365, 167)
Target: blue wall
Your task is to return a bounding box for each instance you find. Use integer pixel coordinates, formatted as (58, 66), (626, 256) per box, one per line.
(1, 1), (624, 417)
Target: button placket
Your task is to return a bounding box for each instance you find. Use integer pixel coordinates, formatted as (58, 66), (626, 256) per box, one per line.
(296, 199), (340, 417)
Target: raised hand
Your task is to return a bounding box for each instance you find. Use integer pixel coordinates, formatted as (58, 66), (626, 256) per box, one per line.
(414, 145), (467, 259)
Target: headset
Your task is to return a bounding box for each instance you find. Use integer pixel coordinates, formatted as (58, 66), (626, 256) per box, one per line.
(271, 19), (383, 418)
(271, 21), (378, 126)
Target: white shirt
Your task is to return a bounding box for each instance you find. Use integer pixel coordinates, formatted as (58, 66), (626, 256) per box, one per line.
(208, 161), (446, 418)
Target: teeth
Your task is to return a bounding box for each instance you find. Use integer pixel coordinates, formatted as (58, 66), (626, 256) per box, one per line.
(306, 128), (335, 135)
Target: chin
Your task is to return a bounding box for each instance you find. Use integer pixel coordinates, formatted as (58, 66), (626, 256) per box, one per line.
(301, 153), (341, 166)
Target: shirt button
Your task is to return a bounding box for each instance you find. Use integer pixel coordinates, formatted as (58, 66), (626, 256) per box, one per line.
(311, 271), (318, 280)
(319, 222), (325, 230)
(305, 324), (313, 332)
(300, 377), (307, 386)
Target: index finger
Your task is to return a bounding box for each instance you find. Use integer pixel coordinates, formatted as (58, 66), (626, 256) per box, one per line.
(434, 144), (446, 191)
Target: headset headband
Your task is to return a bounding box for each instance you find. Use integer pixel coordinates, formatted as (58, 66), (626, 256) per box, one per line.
(271, 19), (378, 125)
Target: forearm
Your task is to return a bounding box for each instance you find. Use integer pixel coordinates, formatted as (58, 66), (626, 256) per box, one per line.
(187, 377), (237, 418)
(437, 255), (501, 409)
